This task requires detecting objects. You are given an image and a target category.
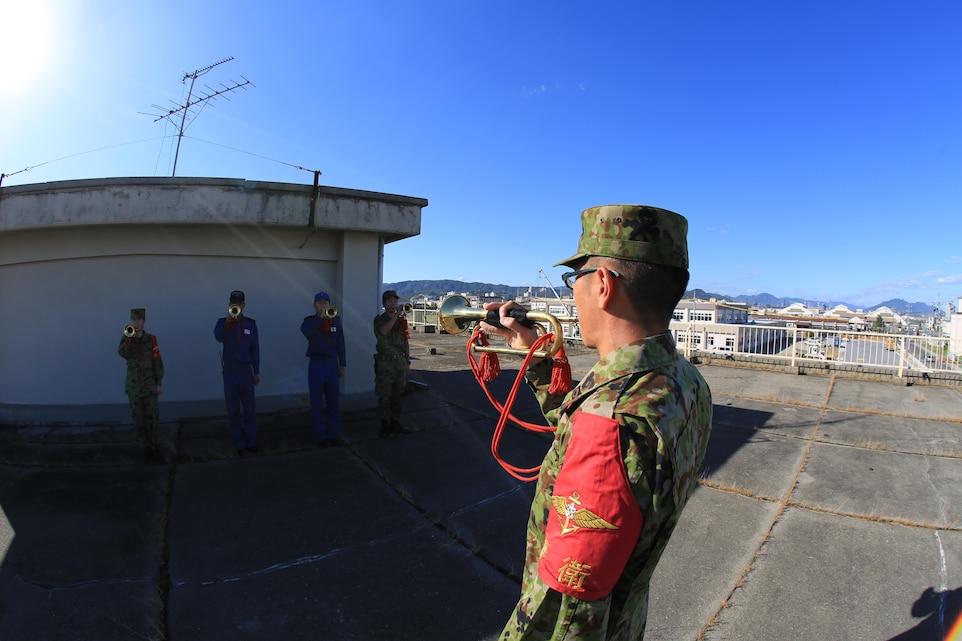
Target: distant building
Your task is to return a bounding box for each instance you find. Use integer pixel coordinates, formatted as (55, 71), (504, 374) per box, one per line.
(528, 297), (580, 341)
(528, 296), (577, 319)
(669, 300), (748, 353)
(775, 302), (817, 317)
(672, 299), (749, 324)
(826, 304), (856, 320)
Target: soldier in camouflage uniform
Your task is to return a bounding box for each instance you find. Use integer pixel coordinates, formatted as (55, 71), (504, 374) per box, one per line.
(118, 308), (164, 464)
(373, 290), (412, 437)
(482, 205), (713, 640)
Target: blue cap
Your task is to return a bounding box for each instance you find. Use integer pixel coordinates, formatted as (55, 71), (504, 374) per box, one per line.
(314, 292), (330, 302)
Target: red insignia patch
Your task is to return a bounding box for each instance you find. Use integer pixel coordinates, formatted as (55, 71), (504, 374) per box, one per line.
(537, 411), (643, 600)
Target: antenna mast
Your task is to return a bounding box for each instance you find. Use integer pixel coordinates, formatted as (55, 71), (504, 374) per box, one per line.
(539, 268), (573, 316)
(147, 57), (253, 176)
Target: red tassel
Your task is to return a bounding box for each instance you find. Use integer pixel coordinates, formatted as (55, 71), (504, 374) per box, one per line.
(549, 344), (573, 395)
(477, 330), (501, 382)
(479, 351), (501, 382)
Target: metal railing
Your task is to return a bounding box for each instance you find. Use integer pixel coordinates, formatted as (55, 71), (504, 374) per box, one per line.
(671, 321), (960, 378)
(406, 301), (439, 331)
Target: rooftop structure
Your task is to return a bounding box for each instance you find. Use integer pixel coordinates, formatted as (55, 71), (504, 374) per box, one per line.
(0, 177), (427, 424)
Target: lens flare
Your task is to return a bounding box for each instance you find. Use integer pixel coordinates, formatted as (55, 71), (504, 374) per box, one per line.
(947, 609), (962, 641)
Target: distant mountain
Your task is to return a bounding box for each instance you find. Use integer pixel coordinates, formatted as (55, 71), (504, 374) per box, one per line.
(687, 290), (932, 315)
(384, 280), (525, 300)
(686, 290), (810, 310)
(872, 299), (935, 315)
(385, 281), (934, 315)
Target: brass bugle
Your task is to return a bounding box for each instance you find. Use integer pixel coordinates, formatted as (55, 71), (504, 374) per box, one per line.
(124, 324), (136, 337)
(438, 295), (564, 359)
(402, 303), (413, 314)
(325, 307), (338, 319)
(228, 304), (242, 318)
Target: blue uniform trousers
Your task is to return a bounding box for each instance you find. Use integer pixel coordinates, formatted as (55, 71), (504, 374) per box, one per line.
(309, 357), (340, 440)
(223, 365), (257, 448)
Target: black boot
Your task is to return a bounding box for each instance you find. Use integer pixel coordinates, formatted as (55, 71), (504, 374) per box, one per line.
(390, 419), (412, 434)
(379, 420), (391, 438)
(143, 446), (162, 465)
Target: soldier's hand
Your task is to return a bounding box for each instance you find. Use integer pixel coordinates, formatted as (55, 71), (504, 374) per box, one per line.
(253, 374), (261, 386)
(481, 302), (540, 352)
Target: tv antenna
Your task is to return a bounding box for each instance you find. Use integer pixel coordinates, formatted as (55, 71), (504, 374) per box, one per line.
(145, 57), (253, 176)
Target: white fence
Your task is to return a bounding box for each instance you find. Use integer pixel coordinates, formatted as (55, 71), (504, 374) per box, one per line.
(405, 301), (960, 381)
(406, 302), (439, 332)
(671, 321), (960, 378)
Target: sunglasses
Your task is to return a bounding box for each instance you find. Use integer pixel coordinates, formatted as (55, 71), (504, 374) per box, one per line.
(561, 268), (621, 289)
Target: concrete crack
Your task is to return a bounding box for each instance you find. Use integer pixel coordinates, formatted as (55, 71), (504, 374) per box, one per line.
(447, 484), (529, 519)
(173, 521), (432, 588)
(935, 531), (948, 636)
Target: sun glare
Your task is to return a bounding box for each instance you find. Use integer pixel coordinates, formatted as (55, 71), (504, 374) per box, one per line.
(0, 505), (12, 565)
(0, 1), (54, 93)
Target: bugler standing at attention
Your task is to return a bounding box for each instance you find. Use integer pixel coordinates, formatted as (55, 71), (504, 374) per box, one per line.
(214, 290), (261, 455)
(481, 204), (713, 641)
(373, 290), (413, 438)
(301, 291), (347, 447)
(118, 307), (164, 464)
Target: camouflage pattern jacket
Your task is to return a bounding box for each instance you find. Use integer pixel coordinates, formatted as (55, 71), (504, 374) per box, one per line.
(501, 332), (712, 641)
(373, 312), (409, 372)
(118, 332), (164, 397)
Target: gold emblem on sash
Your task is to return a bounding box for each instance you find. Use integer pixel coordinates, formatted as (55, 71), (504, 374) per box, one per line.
(551, 491), (618, 536)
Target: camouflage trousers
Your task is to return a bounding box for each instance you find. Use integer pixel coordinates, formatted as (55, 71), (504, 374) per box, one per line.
(374, 357), (406, 422)
(128, 393), (160, 448)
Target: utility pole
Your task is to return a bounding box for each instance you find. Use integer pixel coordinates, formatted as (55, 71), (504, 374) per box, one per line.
(146, 57), (253, 176)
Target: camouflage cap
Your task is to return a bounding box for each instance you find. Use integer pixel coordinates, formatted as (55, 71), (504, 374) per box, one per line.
(382, 289), (399, 303)
(130, 308), (146, 320)
(554, 204), (689, 270)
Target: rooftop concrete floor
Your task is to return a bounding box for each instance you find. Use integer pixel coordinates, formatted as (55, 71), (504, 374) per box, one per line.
(1, 331), (960, 640)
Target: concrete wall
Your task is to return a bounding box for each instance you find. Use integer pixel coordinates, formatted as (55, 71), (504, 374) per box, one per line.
(0, 177), (427, 424)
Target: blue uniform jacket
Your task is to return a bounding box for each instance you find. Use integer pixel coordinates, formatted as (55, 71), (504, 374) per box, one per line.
(214, 316), (260, 374)
(300, 315), (346, 366)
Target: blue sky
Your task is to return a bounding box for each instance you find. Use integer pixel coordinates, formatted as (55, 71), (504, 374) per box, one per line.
(3, 0), (960, 309)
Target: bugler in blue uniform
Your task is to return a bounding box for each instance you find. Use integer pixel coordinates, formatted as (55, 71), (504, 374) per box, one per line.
(214, 290), (260, 454)
(301, 291), (347, 446)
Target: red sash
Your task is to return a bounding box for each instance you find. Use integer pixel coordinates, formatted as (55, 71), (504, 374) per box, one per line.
(537, 411), (643, 601)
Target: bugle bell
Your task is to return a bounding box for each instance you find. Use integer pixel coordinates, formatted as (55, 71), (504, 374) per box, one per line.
(228, 304), (242, 318)
(123, 324), (136, 338)
(325, 307), (338, 319)
(438, 295), (564, 359)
